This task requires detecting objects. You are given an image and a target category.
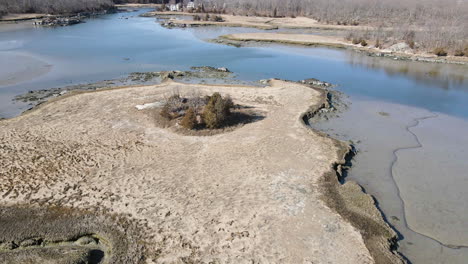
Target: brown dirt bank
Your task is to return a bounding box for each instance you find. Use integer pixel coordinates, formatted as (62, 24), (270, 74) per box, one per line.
(0, 13), (46, 22)
(0, 80), (403, 263)
(219, 33), (468, 65)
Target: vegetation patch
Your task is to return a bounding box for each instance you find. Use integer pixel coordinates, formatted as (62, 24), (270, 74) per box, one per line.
(433, 47), (448, 57)
(0, 0), (114, 15)
(155, 91), (263, 135)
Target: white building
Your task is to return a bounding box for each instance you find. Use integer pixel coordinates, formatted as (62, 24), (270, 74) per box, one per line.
(169, 3), (181, 11)
(187, 1), (196, 10)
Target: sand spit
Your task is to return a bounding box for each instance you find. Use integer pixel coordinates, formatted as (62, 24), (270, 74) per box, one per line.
(221, 33), (349, 48)
(218, 33), (468, 65)
(144, 12), (468, 65)
(0, 80), (402, 263)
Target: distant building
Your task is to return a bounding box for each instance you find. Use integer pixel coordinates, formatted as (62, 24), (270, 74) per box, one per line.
(187, 1), (196, 10)
(169, 0), (182, 11)
(169, 4), (180, 11)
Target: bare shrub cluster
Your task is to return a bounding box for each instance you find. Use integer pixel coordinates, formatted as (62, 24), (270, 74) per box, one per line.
(113, 0), (161, 4)
(160, 92), (234, 130)
(0, 0), (114, 14)
(194, 0), (468, 54)
(193, 14), (223, 22)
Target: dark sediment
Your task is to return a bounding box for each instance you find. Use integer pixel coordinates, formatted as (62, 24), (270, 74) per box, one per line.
(0, 205), (146, 264)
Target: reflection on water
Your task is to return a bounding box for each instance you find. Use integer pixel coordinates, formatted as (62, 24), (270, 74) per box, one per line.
(1, 7), (468, 264)
(346, 52), (468, 91)
(0, 8), (467, 120)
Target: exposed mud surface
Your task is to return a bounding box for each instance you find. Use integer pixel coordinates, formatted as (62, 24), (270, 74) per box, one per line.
(310, 95), (468, 263)
(14, 67), (244, 110)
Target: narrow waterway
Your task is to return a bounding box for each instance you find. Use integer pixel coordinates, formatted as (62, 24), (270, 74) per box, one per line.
(0, 9), (467, 263)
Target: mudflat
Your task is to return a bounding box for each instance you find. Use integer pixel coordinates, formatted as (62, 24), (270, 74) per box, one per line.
(0, 52), (52, 87)
(0, 80), (402, 263)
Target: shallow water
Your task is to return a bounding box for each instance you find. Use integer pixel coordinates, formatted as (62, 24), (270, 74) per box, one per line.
(312, 97), (468, 263)
(1, 8), (468, 263)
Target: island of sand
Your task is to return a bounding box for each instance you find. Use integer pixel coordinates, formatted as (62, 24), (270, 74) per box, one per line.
(0, 79), (403, 263)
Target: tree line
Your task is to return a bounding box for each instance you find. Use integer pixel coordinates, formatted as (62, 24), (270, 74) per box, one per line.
(1, 0), (466, 54)
(0, 0), (114, 15)
(194, 0), (467, 54)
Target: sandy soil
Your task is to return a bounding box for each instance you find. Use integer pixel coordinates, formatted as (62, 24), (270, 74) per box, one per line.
(221, 33), (349, 48)
(0, 13), (46, 22)
(0, 80), (402, 263)
(0, 52), (52, 87)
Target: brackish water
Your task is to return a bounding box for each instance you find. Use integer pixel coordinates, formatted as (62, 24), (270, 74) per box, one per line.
(1, 9), (467, 263)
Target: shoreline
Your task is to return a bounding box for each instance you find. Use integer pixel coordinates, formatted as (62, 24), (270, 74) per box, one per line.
(143, 11), (376, 31)
(0, 4), (157, 23)
(141, 11), (468, 65)
(0, 78), (403, 263)
(300, 86), (404, 264)
(310, 96), (468, 263)
(218, 33), (468, 65)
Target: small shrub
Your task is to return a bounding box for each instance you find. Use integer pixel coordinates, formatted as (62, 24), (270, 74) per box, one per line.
(204, 14), (210, 21)
(193, 15), (201, 21)
(159, 92), (234, 130)
(454, 50), (465, 57)
(212, 15), (224, 22)
(360, 39), (368, 46)
(404, 31), (416, 49)
(433, 47), (447, 56)
(160, 94), (185, 120)
(180, 108), (197, 129)
(351, 21), (359, 26)
(352, 38), (361, 45)
(160, 104), (172, 120)
(202, 93), (233, 129)
(375, 39), (382, 49)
